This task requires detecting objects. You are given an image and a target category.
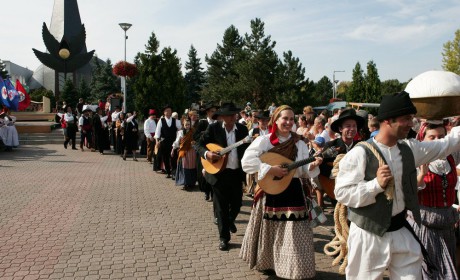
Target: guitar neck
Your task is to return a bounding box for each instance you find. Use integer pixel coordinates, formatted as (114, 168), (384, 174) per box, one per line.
(219, 139), (246, 155)
(286, 156), (316, 171)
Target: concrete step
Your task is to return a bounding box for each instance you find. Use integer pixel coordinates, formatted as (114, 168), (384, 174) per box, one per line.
(19, 129), (65, 145)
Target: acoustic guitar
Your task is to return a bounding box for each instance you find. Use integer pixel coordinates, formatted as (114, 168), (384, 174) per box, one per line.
(201, 136), (253, 174)
(258, 147), (338, 195)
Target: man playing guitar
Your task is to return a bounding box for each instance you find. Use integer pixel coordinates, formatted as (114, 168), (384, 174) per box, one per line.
(196, 102), (249, 251)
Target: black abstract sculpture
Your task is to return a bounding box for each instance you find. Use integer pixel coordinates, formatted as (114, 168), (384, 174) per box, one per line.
(33, 22), (94, 73)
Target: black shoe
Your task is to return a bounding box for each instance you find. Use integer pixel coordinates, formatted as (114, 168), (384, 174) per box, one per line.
(166, 174), (171, 178)
(229, 222), (237, 233)
(218, 240), (229, 251)
(214, 218), (218, 225)
(205, 194), (210, 201)
(72, 147), (77, 150)
(171, 176), (175, 180)
(64, 143), (68, 149)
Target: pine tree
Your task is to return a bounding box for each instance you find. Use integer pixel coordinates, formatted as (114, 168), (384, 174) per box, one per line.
(77, 78), (91, 103)
(133, 32), (186, 117)
(381, 79), (403, 96)
(346, 62), (366, 102)
(365, 60), (381, 103)
(204, 25), (245, 103)
(89, 58), (118, 102)
(184, 45), (205, 105)
(442, 29), (460, 74)
(314, 76), (333, 105)
(237, 18), (279, 108)
(60, 79), (79, 107)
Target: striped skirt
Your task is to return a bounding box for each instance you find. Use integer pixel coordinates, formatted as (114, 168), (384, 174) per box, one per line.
(240, 195), (315, 279)
(407, 206), (459, 280)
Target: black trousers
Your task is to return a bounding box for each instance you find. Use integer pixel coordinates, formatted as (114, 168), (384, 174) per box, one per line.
(158, 140), (173, 174)
(212, 169), (243, 242)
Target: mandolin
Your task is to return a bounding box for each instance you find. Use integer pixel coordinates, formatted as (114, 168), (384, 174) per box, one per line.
(201, 136), (253, 174)
(258, 147), (338, 195)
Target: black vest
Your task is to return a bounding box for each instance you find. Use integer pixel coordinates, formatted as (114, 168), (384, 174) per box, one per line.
(160, 118), (177, 142)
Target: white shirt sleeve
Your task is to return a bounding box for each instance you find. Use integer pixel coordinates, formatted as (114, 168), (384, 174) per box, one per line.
(176, 119), (182, 130)
(155, 119), (162, 139)
(334, 146), (385, 208)
(172, 130), (184, 149)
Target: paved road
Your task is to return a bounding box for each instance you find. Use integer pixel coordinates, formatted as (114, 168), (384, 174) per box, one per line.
(0, 145), (345, 280)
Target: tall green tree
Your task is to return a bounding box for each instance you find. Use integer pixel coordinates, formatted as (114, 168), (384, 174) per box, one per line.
(184, 45), (206, 105)
(204, 25), (244, 103)
(274, 51), (309, 111)
(442, 29), (460, 74)
(381, 79), (403, 96)
(237, 18), (279, 108)
(364, 60), (381, 103)
(89, 58), (118, 102)
(77, 78), (91, 103)
(346, 62), (365, 102)
(132, 32), (186, 117)
(60, 79), (79, 107)
(314, 76), (333, 105)
(0, 60), (9, 79)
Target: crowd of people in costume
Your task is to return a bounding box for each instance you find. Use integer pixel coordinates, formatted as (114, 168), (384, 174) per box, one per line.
(0, 108), (19, 151)
(52, 87), (460, 279)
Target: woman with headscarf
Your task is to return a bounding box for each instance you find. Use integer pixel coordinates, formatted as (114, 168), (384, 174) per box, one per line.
(172, 117), (197, 191)
(240, 105), (322, 279)
(407, 121), (460, 279)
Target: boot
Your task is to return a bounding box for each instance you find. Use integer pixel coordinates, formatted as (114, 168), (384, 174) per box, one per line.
(133, 152), (138, 161)
(80, 143), (84, 152)
(123, 151), (127, 161)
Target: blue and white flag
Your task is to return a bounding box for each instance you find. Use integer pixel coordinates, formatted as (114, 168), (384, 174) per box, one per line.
(4, 78), (19, 111)
(0, 77), (10, 108)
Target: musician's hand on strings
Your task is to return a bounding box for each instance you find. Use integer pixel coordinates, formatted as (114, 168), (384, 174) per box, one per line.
(269, 165), (288, 178)
(206, 151), (221, 162)
(376, 165), (393, 189)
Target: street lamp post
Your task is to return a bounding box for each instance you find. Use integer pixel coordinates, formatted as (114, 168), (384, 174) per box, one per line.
(119, 22), (132, 113)
(333, 70), (345, 99)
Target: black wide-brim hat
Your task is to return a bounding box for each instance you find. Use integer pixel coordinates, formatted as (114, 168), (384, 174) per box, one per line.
(212, 102), (240, 119)
(162, 104), (172, 112)
(202, 102), (220, 111)
(377, 91), (417, 121)
(331, 108), (365, 133)
(257, 110), (271, 120)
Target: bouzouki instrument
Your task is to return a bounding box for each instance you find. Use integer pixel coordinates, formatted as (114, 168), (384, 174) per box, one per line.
(258, 147), (338, 195)
(201, 135), (253, 174)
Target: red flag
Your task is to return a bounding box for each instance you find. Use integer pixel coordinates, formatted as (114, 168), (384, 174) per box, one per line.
(16, 79), (31, 111)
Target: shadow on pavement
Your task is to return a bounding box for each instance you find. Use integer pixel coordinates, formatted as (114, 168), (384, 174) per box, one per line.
(0, 146), (59, 162)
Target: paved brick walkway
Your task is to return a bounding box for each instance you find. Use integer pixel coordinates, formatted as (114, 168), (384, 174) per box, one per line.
(0, 145), (345, 280)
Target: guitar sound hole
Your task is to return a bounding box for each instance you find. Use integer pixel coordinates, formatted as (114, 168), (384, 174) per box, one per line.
(273, 176), (283, 181)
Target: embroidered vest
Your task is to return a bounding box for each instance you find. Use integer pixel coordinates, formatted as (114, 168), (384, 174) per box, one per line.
(348, 140), (421, 236)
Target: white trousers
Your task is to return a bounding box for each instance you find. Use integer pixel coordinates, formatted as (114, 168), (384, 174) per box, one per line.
(346, 222), (422, 280)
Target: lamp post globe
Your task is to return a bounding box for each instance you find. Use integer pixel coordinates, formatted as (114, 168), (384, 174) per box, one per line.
(119, 23), (132, 113)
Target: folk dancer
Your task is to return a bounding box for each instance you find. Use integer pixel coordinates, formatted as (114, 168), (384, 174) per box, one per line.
(78, 106), (93, 152)
(155, 105), (181, 178)
(144, 109), (157, 164)
(240, 105), (322, 279)
(172, 117), (197, 191)
(197, 102), (249, 251)
(335, 91), (460, 279)
(194, 103), (219, 201)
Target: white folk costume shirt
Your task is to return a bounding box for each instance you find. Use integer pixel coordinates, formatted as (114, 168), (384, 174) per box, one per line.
(242, 133), (319, 180)
(111, 111), (121, 123)
(154, 117), (182, 140)
(207, 117), (216, 124)
(64, 113), (75, 123)
(224, 123), (239, 170)
(99, 115), (109, 128)
(78, 116), (86, 127)
(144, 118), (157, 139)
(335, 126), (460, 216)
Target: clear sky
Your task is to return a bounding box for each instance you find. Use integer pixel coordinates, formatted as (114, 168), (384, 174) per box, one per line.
(2, 0), (459, 84)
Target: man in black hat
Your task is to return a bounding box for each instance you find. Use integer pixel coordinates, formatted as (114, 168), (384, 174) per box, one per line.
(154, 105), (182, 178)
(194, 102), (219, 201)
(334, 91), (460, 279)
(196, 102), (249, 251)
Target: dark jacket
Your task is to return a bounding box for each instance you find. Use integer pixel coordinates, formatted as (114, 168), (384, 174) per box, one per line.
(320, 137), (360, 178)
(197, 121), (249, 185)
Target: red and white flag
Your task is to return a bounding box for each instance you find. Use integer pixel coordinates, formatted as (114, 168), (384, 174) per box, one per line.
(16, 79), (31, 111)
